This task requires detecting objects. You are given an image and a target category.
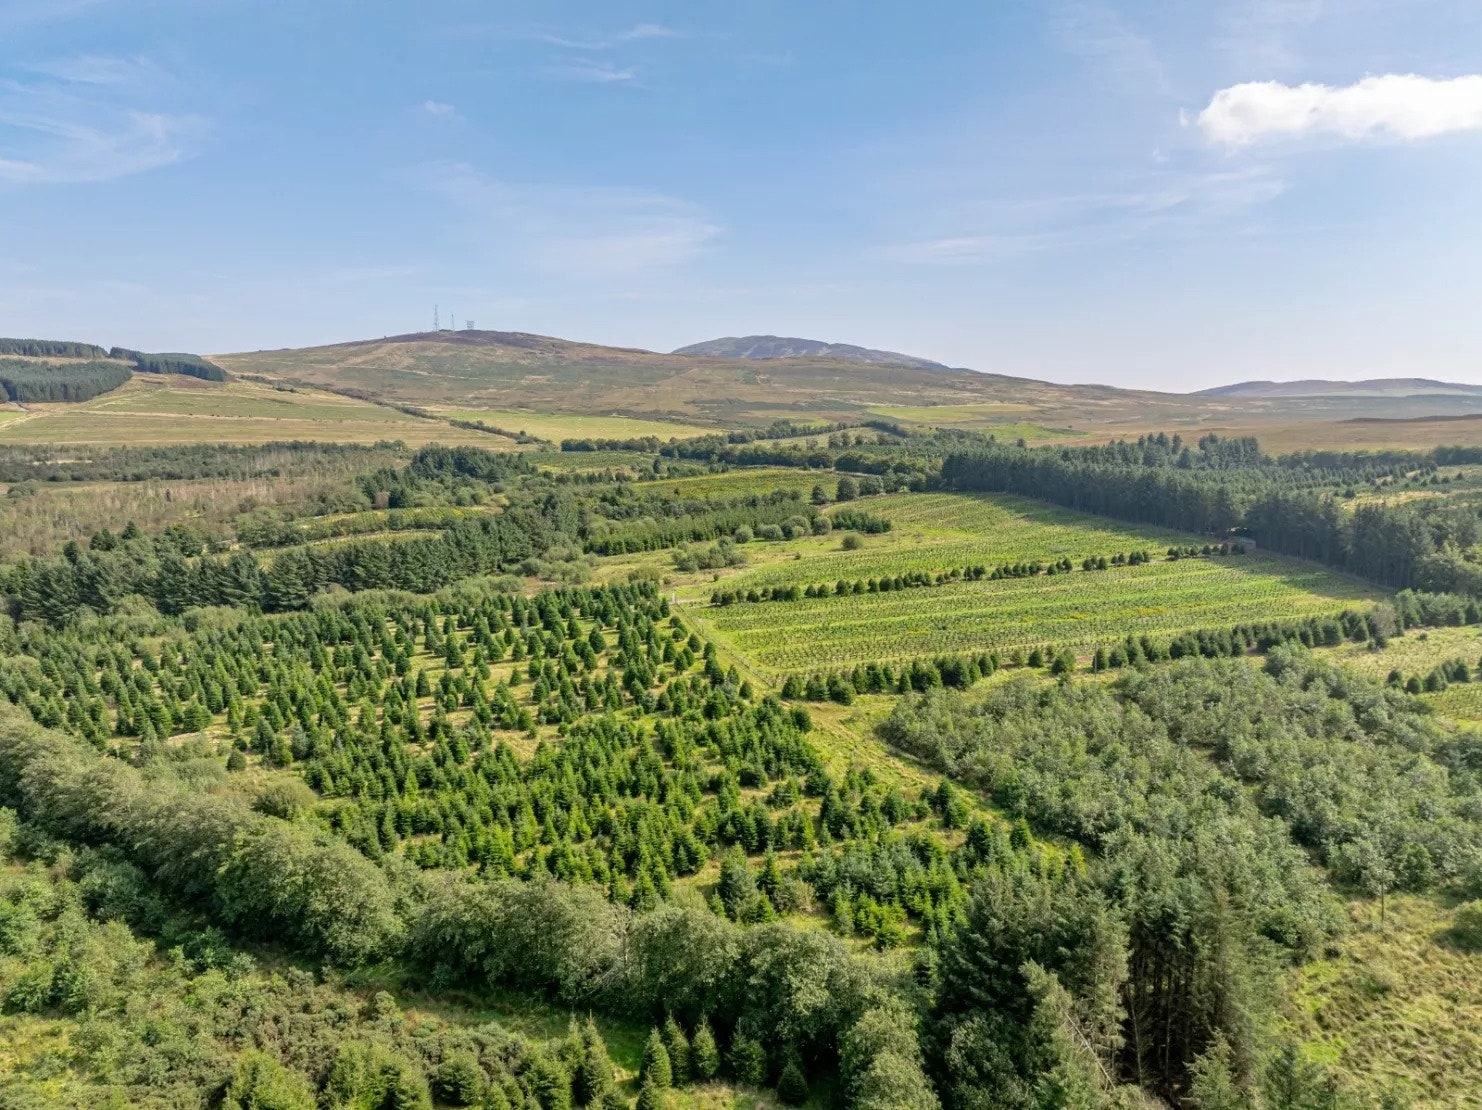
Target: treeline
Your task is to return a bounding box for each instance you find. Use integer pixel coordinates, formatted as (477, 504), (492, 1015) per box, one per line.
(0, 440), (400, 484)
(776, 609), (1386, 703)
(944, 437), (1482, 593)
(3, 491), (575, 623)
(587, 493), (817, 555)
(0, 357), (132, 403)
(560, 419), (875, 454)
(782, 654), (1002, 702)
(650, 426), (979, 478)
(0, 337), (108, 357)
(110, 347), (229, 381)
(709, 548), (1231, 607)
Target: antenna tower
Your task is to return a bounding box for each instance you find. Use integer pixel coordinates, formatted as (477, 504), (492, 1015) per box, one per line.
(434, 305), (439, 331)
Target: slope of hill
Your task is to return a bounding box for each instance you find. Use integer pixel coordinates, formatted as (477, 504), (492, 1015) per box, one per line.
(672, 334), (949, 370)
(1198, 378), (1482, 399)
(215, 329), (1145, 426)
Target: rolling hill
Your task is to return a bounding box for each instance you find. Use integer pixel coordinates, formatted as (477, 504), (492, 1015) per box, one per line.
(671, 334), (949, 370)
(1197, 378), (1482, 399)
(208, 329), (1482, 449)
(214, 328), (1162, 427)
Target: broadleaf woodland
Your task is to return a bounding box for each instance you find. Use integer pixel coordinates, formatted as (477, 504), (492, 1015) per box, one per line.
(2, 425), (1482, 1108)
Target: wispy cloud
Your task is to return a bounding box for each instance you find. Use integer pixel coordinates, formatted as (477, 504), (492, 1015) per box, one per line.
(1198, 74), (1482, 147)
(521, 22), (688, 50)
(1215, 0), (1327, 72)
(620, 23), (685, 42)
(1048, 0), (1169, 94)
(421, 99), (458, 117)
(511, 21), (689, 85)
(0, 0), (108, 33)
(886, 169), (1287, 264)
(417, 163), (720, 278)
(546, 60), (638, 84)
(0, 55), (203, 185)
(27, 54), (163, 87)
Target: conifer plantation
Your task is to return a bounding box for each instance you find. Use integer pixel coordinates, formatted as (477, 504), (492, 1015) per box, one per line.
(3, 424), (1482, 1108)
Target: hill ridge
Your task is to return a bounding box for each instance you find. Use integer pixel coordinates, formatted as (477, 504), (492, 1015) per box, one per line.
(673, 334), (949, 370)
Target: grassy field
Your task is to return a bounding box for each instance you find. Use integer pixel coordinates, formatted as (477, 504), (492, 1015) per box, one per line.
(654, 467), (836, 500)
(865, 403), (1079, 442)
(439, 408), (720, 441)
(675, 492), (1242, 594)
(529, 449), (657, 472)
(1289, 895), (1482, 1108)
(695, 555), (1380, 677)
(1314, 625), (1482, 725)
(0, 377), (505, 447)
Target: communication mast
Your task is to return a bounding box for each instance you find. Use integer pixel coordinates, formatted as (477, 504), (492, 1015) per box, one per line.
(434, 305), (440, 331)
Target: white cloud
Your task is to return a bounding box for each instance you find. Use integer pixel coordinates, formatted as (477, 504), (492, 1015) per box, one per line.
(1199, 74), (1482, 147)
(421, 99), (457, 117)
(418, 163), (721, 278)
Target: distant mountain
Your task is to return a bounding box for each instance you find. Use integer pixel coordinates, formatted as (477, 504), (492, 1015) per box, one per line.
(1197, 378), (1482, 399)
(673, 335), (949, 370)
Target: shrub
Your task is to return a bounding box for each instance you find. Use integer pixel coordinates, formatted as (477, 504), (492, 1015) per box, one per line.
(435, 1052), (485, 1105)
(840, 533), (863, 551)
(1452, 901), (1482, 951)
(222, 1050), (316, 1110)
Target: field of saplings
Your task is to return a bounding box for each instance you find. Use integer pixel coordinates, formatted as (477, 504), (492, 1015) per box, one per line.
(700, 548), (1381, 677)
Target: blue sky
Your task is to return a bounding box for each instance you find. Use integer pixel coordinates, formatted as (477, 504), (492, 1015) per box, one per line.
(2, 0), (1481, 390)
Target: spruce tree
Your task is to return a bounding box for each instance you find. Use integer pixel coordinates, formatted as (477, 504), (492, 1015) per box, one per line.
(691, 1018), (720, 1081)
(661, 1015), (690, 1085)
(642, 1028), (672, 1089)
